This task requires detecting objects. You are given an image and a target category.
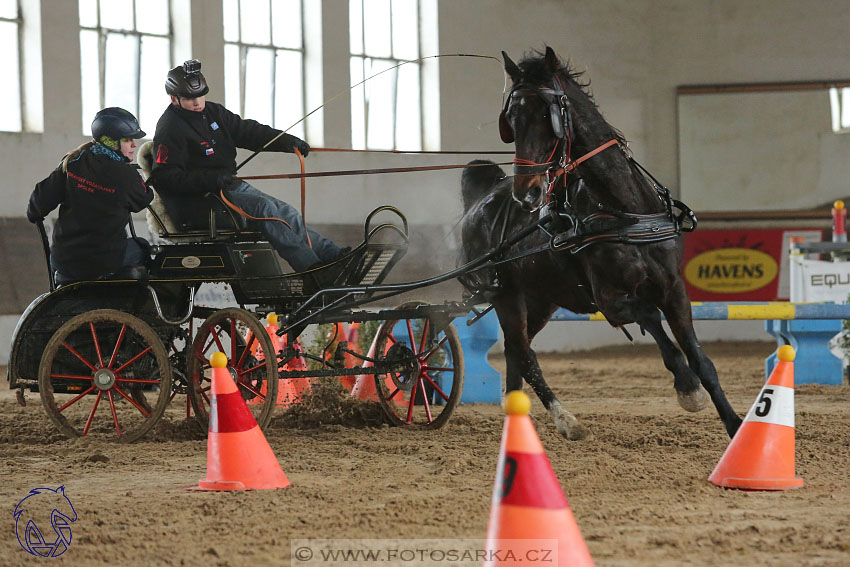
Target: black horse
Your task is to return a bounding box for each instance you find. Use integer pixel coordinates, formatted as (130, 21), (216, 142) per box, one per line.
(459, 47), (742, 440)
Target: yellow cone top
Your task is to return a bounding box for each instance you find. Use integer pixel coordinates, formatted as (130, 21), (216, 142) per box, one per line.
(834, 200), (845, 210)
(777, 345), (796, 362)
(505, 391), (531, 416)
(210, 352), (228, 368)
(267, 312), (278, 326)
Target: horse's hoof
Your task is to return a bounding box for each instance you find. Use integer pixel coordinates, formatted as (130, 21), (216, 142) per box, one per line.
(553, 415), (592, 441)
(677, 386), (709, 412)
(564, 423), (592, 441)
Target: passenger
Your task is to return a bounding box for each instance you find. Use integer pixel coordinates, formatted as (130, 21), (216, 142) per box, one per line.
(148, 59), (344, 272)
(27, 107), (152, 281)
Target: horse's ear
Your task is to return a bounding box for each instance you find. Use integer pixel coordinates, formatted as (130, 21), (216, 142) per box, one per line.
(502, 51), (521, 83)
(544, 46), (560, 74)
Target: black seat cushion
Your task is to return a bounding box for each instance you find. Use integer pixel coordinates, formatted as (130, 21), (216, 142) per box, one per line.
(55, 265), (148, 286)
(159, 193), (246, 232)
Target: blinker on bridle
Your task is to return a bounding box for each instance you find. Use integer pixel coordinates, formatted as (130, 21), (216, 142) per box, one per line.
(499, 76), (575, 203)
(499, 75), (620, 204)
(499, 76), (571, 146)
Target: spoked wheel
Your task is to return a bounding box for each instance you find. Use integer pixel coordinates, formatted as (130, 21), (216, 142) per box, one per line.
(163, 315), (206, 419)
(186, 308), (278, 429)
(38, 309), (172, 442)
(373, 305), (464, 429)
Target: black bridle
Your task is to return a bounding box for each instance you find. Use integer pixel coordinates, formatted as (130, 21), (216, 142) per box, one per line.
(499, 76), (574, 186)
(494, 74), (698, 258)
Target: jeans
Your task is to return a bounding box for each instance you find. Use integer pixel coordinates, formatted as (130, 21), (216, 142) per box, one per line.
(226, 181), (340, 271)
(124, 237), (149, 266)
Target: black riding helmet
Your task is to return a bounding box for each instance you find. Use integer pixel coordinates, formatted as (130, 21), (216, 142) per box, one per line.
(165, 59), (209, 98)
(91, 107), (146, 142)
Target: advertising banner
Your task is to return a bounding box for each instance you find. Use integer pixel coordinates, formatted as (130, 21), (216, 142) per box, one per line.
(789, 256), (850, 303)
(682, 229), (823, 301)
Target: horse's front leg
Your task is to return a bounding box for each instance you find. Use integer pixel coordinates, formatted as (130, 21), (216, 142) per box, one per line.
(494, 296), (590, 440)
(632, 306), (710, 413)
(662, 288), (742, 438)
(594, 288), (711, 413)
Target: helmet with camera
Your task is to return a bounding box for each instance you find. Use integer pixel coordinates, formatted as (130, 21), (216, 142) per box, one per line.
(165, 59), (209, 98)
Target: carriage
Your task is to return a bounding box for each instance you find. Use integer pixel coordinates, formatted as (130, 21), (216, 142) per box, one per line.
(7, 175), (471, 442)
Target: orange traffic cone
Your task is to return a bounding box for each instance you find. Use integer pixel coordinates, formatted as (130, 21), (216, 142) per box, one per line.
(267, 313), (311, 405)
(350, 327), (404, 405)
(351, 331), (380, 401)
(484, 391), (594, 567)
(708, 345), (804, 491)
(194, 352), (291, 491)
(247, 313), (309, 407)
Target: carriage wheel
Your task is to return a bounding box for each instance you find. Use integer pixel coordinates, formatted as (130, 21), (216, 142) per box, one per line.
(372, 307), (464, 429)
(163, 315), (208, 419)
(38, 309), (172, 442)
(186, 308), (278, 429)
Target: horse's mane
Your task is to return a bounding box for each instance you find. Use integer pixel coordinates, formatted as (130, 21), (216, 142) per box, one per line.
(517, 50), (590, 95)
(517, 49), (627, 146)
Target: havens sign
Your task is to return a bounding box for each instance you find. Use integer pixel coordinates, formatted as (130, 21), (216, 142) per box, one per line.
(682, 228), (823, 301)
(684, 248), (778, 293)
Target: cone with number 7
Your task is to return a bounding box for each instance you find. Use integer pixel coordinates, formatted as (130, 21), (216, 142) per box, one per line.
(484, 391), (594, 566)
(708, 345), (804, 490)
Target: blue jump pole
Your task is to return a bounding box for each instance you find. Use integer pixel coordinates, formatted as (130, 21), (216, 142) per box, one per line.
(457, 302), (849, 403)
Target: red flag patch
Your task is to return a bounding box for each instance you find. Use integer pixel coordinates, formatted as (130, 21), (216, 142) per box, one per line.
(155, 144), (169, 164)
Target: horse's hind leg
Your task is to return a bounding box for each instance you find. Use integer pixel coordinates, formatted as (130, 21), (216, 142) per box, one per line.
(495, 296), (590, 441)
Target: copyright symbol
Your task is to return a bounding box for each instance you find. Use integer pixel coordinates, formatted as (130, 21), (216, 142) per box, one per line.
(294, 546), (313, 561)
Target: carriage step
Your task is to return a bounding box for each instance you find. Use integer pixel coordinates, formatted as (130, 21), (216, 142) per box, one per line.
(350, 244), (407, 287)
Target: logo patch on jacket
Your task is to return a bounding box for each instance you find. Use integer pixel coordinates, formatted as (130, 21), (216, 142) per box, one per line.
(210, 122), (219, 131)
(200, 141), (215, 156)
(155, 144), (168, 164)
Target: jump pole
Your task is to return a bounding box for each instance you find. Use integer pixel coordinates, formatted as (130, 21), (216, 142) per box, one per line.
(456, 302), (849, 403)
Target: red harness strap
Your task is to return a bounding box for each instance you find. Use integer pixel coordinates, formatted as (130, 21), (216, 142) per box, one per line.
(218, 147), (312, 248)
(561, 139), (619, 175)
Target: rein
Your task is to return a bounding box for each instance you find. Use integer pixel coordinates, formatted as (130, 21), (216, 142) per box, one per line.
(238, 159), (513, 181)
(217, 147), (310, 243)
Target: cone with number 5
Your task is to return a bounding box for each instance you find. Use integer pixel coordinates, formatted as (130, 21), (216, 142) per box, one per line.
(708, 345), (804, 490)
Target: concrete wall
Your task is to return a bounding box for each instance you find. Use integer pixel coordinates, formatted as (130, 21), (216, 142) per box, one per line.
(2, 0), (849, 360)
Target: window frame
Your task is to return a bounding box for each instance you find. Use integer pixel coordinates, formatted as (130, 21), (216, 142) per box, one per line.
(78, 0), (174, 134)
(223, 0), (307, 135)
(829, 86), (850, 134)
(0, 0), (24, 132)
(349, 0), (425, 151)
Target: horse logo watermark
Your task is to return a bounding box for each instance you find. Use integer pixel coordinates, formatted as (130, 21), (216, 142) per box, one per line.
(13, 486), (78, 558)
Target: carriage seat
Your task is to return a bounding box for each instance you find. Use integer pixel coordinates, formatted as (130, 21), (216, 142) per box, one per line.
(136, 141), (264, 243)
(54, 265), (148, 287)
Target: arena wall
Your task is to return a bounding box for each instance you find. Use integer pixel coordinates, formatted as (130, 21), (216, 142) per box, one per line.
(1, 0), (848, 362)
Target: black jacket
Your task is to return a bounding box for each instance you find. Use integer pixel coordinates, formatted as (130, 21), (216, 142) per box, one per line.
(149, 100), (300, 201)
(27, 147), (152, 279)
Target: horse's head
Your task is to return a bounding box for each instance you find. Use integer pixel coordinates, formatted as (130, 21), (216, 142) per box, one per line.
(499, 46), (571, 212)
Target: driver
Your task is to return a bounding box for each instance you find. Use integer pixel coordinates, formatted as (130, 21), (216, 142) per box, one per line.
(148, 59), (344, 273)
(27, 107), (152, 281)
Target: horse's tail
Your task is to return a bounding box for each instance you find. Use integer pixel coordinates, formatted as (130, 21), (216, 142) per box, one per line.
(461, 160), (507, 212)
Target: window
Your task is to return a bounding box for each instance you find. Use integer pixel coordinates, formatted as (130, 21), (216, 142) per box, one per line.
(829, 87), (850, 133)
(223, 0), (306, 140)
(0, 0), (22, 132)
(350, 0), (437, 150)
(79, 0), (172, 136)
